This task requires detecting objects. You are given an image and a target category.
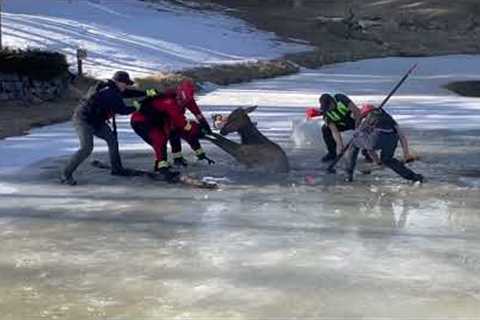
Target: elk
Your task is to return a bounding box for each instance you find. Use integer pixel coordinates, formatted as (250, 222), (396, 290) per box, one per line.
(204, 106), (290, 173)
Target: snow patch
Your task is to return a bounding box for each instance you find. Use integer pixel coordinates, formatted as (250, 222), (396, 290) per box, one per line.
(0, 183), (17, 194)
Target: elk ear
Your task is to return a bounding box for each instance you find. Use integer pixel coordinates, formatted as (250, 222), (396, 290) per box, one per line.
(245, 105), (258, 114)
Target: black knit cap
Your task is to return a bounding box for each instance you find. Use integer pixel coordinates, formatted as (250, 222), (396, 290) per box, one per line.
(319, 94), (336, 112)
(112, 71), (134, 85)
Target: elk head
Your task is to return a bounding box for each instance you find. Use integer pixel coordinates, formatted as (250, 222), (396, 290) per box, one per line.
(220, 106), (257, 136)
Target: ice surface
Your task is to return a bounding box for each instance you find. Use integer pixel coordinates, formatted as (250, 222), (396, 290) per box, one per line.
(1, 56), (480, 318)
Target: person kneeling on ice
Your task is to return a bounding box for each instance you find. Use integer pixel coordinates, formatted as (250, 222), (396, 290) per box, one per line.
(345, 104), (423, 183)
(130, 80), (213, 181)
(307, 93), (370, 162)
(164, 80), (214, 167)
(60, 71), (157, 186)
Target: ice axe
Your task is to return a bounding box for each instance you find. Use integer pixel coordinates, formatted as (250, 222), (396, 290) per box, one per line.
(327, 64), (418, 174)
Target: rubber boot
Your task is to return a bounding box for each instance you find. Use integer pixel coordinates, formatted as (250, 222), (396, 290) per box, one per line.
(412, 174), (424, 183)
(173, 157), (188, 167)
(110, 167), (132, 176)
(60, 171), (77, 186)
(154, 160), (180, 183)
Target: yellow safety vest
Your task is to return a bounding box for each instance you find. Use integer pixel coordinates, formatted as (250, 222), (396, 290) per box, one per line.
(326, 101), (350, 125)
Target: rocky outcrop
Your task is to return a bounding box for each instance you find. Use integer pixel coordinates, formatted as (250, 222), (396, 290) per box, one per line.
(0, 72), (71, 104)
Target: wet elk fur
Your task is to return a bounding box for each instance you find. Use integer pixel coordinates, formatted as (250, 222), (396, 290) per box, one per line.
(204, 106), (290, 173)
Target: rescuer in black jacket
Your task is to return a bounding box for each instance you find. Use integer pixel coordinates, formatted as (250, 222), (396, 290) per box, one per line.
(61, 71), (155, 185)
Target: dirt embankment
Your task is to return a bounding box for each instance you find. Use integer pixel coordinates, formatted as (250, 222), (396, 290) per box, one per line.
(137, 0), (480, 95)
(444, 81), (480, 97)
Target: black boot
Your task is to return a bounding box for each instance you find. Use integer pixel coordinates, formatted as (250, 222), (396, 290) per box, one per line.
(154, 161), (180, 183)
(60, 171), (77, 186)
(111, 167), (132, 176)
(344, 171), (354, 182)
(157, 167), (180, 183)
(173, 157), (188, 167)
(412, 174), (424, 183)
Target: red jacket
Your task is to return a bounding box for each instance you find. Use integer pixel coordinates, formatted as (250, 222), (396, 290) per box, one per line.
(163, 88), (204, 120)
(135, 90), (205, 129)
(146, 97), (188, 130)
(183, 99), (203, 121)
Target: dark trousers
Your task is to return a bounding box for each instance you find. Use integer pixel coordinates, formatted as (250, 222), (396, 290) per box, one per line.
(63, 118), (123, 176)
(322, 119), (355, 155)
(169, 131), (182, 155)
(131, 118), (169, 162)
(169, 130), (201, 156)
(346, 133), (419, 181)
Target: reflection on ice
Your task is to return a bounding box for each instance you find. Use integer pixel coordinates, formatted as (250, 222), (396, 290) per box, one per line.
(1, 161), (480, 318)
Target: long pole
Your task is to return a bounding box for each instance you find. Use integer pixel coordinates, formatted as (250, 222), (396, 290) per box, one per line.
(376, 64), (417, 109)
(327, 64), (418, 173)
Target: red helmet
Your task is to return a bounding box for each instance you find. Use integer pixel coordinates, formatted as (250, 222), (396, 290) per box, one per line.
(176, 79), (195, 104)
(360, 103), (375, 117)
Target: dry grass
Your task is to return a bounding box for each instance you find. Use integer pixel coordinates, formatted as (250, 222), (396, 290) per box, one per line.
(134, 59), (299, 90)
(0, 77), (95, 139)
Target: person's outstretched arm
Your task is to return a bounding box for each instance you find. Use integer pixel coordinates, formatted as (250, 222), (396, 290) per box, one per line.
(395, 125), (414, 162)
(329, 123), (344, 156)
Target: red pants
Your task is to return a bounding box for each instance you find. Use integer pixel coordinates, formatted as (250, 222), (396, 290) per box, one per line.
(131, 112), (201, 161)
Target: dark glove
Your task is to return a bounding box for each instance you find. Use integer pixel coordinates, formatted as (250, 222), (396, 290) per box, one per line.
(306, 107), (322, 119)
(199, 119), (212, 136)
(197, 153), (215, 165)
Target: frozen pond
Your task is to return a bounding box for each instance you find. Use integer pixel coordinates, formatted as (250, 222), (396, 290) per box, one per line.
(1, 56), (480, 319)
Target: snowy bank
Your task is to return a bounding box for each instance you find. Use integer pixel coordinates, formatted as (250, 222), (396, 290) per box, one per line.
(3, 0), (308, 79)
